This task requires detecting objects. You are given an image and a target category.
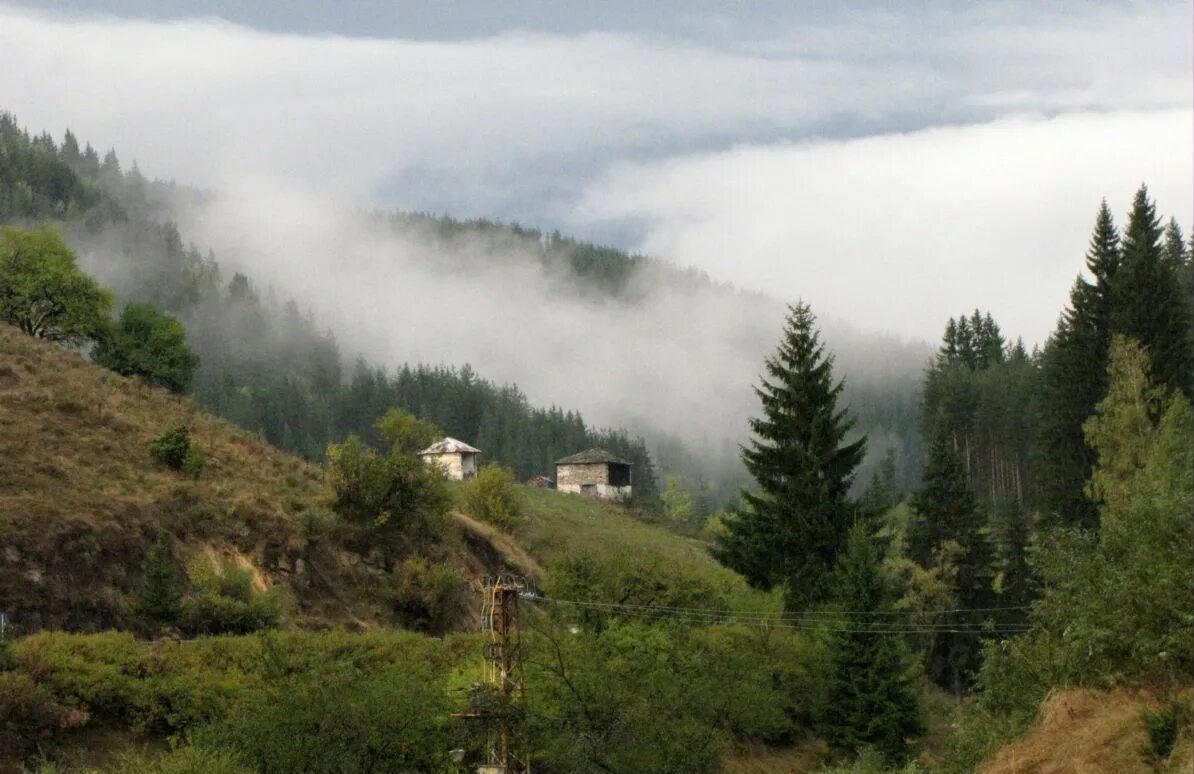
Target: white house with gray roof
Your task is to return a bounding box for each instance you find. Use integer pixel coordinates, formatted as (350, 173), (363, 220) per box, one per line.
(418, 437), (481, 480)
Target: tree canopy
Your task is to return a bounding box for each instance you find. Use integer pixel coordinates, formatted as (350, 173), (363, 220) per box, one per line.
(0, 225), (112, 346)
(95, 303), (198, 393)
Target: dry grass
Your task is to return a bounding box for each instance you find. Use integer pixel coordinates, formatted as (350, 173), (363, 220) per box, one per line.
(0, 322), (333, 630)
(982, 687), (1194, 774)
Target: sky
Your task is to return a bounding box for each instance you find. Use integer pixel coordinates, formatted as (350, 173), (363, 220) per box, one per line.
(0, 0), (1191, 344)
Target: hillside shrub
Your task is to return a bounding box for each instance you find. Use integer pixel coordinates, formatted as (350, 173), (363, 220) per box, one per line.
(389, 556), (468, 634)
(1142, 699), (1190, 764)
(326, 436), (451, 553)
(178, 566), (281, 637)
(526, 619), (803, 772)
(326, 436), (390, 521)
(150, 425), (192, 470)
(462, 463), (522, 530)
(94, 303), (199, 393)
(376, 407), (441, 455)
(191, 664), (451, 772)
(8, 630), (460, 736)
(181, 446), (206, 480)
(0, 672), (88, 760)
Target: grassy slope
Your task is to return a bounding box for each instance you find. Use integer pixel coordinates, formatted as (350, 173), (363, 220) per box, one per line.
(0, 321), (334, 630)
(516, 486), (773, 609)
(0, 320), (763, 632)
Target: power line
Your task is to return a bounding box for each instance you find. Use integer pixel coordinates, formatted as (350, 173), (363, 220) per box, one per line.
(526, 595), (1032, 636)
(524, 593), (1027, 618)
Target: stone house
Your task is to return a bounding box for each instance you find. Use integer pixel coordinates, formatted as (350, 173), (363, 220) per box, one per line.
(418, 437), (481, 480)
(554, 448), (633, 500)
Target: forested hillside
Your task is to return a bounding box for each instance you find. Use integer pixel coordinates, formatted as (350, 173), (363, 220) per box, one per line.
(0, 111), (930, 509)
(0, 112), (659, 495)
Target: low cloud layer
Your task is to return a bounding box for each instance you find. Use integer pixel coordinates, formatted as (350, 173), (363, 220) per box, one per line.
(0, 2), (1189, 475)
(576, 109), (1194, 343)
(1, 1), (1189, 231)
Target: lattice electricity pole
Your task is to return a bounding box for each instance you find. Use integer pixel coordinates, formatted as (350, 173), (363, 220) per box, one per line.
(467, 574), (531, 774)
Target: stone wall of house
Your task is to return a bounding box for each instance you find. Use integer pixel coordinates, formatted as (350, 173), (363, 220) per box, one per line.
(557, 481), (632, 500)
(556, 462), (610, 488)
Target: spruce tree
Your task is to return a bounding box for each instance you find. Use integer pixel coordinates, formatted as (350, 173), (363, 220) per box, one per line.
(821, 523), (922, 763)
(713, 302), (866, 609)
(1161, 218), (1187, 272)
(1036, 200), (1119, 528)
(1112, 186), (1191, 396)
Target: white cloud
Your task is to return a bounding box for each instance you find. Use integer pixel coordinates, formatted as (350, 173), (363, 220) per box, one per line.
(0, 1), (1188, 217)
(575, 109), (1194, 344)
(0, 2), (1190, 473)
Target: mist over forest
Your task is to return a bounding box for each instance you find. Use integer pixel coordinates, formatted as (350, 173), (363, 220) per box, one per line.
(47, 145), (931, 500)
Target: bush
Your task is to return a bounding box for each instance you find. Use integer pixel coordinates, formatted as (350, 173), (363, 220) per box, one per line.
(390, 556), (468, 634)
(326, 436), (451, 552)
(182, 446), (206, 480)
(192, 664), (451, 772)
(151, 425), (192, 470)
(177, 567), (281, 637)
(178, 592), (280, 637)
(1142, 699), (1190, 764)
(376, 408), (441, 455)
(0, 672), (88, 760)
(462, 464), (522, 530)
(94, 303), (199, 394)
(325, 436), (390, 522)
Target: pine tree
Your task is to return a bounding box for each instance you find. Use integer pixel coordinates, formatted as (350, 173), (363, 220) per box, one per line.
(1036, 200), (1120, 527)
(821, 523), (922, 763)
(1112, 186), (1191, 396)
(713, 303), (866, 609)
(133, 542), (183, 627)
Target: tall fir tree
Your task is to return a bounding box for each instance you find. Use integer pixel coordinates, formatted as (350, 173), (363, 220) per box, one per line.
(1035, 199), (1120, 528)
(821, 523), (922, 763)
(1111, 186), (1191, 396)
(713, 302), (866, 609)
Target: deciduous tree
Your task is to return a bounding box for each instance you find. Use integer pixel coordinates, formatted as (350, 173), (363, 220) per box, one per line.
(0, 225), (112, 345)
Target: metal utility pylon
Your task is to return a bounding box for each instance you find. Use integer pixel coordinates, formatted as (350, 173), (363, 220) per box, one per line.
(472, 574), (530, 774)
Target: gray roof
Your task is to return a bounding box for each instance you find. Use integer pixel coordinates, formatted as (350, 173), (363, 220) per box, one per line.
(554, 448), (633, 466)
(418, 437), (481, 456)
